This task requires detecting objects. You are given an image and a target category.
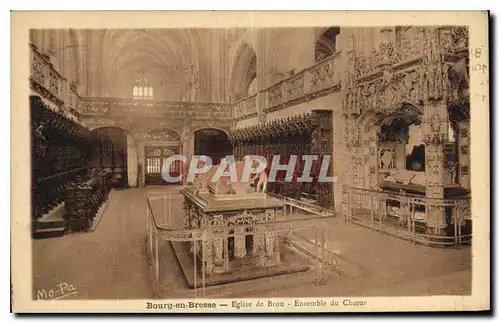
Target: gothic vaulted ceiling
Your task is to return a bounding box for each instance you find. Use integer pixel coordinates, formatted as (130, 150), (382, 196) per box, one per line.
(89, 29), (204, 100)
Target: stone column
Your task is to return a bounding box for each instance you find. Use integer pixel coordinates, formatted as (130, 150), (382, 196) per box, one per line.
(458, 121), (470, 189)
(137, 140), (145, 187)
(212, 234), (225, 273)
(265, 232), (277, 266)
(188, 209), (199, 253)
(211, 215), (227, 273)
(256, 92), (267, 125)
(422, 100), (449, 234)
(252, 232), (263, 256)
(256, 233), (267, 266)
(126, 132), (138, 187)
(203, 238), (214, 274)
(233, 227), (247, 258)
(180, 127), (194, 185)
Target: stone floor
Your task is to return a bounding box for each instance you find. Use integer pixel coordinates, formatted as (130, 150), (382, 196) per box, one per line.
(32, 187), (471, 300)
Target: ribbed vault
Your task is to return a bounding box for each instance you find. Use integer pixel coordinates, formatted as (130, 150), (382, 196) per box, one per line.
(90, 29), (203, 101)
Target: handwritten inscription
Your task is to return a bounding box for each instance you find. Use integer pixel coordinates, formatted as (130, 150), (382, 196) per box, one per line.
(36, 282), (78, 300)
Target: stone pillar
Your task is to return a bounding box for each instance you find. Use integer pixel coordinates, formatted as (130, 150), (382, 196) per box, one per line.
(256, 92), (267, 125)
(458, 121), (470, 189)
(181, 128), (194, 185)
(274, 234), (281, 266)
(265, 232), (277, 267)
(137, 141), (145, 187)
(126, 132), (138, 187)
(252, 232), (263, 256)
(188, 210), (199, 253)
(203, 238), (214, 274)
(212, 234), (225, 273)
(422, 100), (449, 234)
(233, 227), (247, 258)
(255, 233), (266, 266)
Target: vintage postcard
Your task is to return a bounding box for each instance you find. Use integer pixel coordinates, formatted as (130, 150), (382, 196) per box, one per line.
(11, 11), (490, 313)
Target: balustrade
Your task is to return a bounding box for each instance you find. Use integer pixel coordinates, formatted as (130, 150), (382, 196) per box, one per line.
(30, 43), (83, 122)
(30, 44), (64, 108)
(233, 94), (257, 119)
(263, 53), (340, 112)
(79, 97), (233, 120)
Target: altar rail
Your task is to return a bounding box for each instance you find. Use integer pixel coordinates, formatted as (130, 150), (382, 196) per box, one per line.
(343, 186), (471, 247)
(144, 192), (335, 297)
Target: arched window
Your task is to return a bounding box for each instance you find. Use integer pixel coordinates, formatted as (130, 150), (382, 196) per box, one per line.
(247, 76), (257, 96)
(315, 27), (340, 62)
(133, 76), (154, 100)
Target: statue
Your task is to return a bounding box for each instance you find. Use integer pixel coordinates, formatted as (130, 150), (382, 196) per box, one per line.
(250, 170), (268, 193)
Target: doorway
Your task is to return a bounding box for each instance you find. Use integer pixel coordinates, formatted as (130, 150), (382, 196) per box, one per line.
(91, 127), (128, 188)
(194, 128), (232, 165)
(144, 146), (182, 185)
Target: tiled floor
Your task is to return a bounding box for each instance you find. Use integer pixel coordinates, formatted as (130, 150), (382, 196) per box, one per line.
(32, 187), (471, 299)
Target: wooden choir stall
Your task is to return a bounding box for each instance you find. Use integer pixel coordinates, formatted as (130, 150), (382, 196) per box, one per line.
(228, 110), (334, 209)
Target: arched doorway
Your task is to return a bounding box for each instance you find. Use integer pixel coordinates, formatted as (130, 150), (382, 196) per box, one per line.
(144, 128), (182, 186)
(194, 129), (232, 165)
(90, 127), (130, 188)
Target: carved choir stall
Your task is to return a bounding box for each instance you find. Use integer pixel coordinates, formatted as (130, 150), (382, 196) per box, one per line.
(64, 168), (112, 231)
(31, 95), (114, 236)
(229, 110), (334, 209)
(341, 26), (471, 246)
(30, 96), (91, 231)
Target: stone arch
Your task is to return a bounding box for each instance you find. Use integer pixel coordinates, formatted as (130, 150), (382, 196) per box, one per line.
(87, 121), (139, 143)
(90, 124), (140, 187)
(191, 126), (230, 137)
(357, 103), (423, 134)
(229, 41), (257, 101)
(90, 126), (139, 188)
(193, 128), (232, 165)
(353, 103), (424, 189)
(315, 27), (340, 62)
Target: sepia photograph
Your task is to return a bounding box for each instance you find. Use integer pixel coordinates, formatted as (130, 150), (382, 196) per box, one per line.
(10, 11), (489, 313)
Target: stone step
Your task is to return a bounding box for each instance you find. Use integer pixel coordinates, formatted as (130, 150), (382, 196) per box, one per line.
(36, 218), (66, 230)
(32, 227), (66, 239)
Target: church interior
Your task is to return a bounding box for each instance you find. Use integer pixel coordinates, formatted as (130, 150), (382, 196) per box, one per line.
(30, 27), (472, 299)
